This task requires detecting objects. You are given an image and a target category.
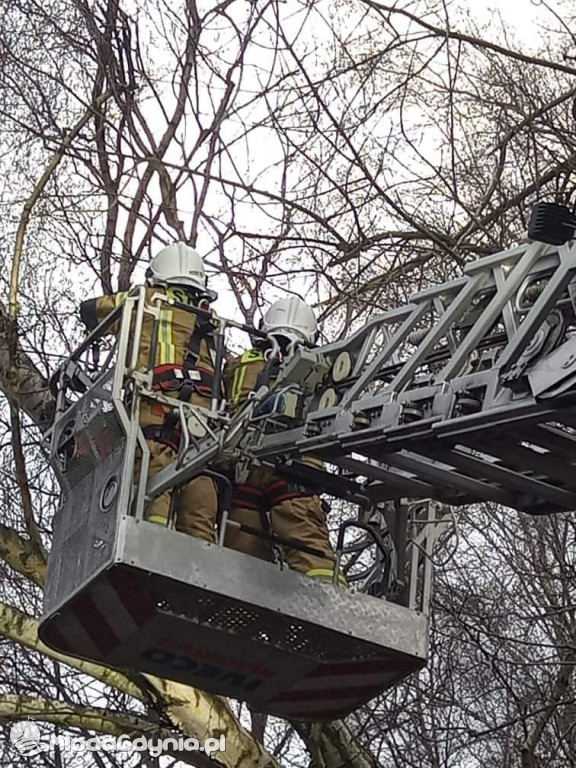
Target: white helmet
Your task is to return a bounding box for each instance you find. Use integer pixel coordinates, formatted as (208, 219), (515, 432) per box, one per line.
(262, 296), (317, 345)
(148, 242), (206, 291)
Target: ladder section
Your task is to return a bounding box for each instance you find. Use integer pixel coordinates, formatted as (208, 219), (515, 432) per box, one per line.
(244, 239), (576, 515)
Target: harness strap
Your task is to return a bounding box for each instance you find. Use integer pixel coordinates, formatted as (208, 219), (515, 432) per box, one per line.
(184, 314), (217, 387)
(264, 477), (311, 507)
(231, 484), (265, 511)
(148, 300), (217, 444)
(153, 364), (199, 389)
(255, 356), (280, 390)
(152, 364), (214, 399)
(142, 424), (181, 452)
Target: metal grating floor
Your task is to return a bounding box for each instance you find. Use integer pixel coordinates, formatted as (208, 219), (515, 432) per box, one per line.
(148, 574), (382, 662)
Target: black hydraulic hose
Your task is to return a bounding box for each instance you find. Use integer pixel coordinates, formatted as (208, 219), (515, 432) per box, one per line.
(336, 520), (388, 555)
(335, 521), (393, 595)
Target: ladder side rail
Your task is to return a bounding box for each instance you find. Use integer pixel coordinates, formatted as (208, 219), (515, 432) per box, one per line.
(493, 263), (519, 338)
(436, 241), (548, 382)
(387, 272), (490, 395)
(429, 445), (576, 509)
(378, 450), (521, 507)
(335, 456), (440, 500)
(249, 374), (564, 470)
(463, 241), (538, 275)
(497, 241), (576, 374)
(252, 421), (341, 459)
(409, 275), (469, 302)
(318, 303), (420, 357)
(351, 325), (389, 378)
(339, 302), (430, 407)
(432, 389), (571, 440)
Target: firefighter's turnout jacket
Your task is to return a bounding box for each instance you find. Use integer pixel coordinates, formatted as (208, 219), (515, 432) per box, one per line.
(80, 285), (218, 542)
(223, 348), (341, 580)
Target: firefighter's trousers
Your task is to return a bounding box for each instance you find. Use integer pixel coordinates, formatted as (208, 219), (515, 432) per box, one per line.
(137, 398), (217, 542)
(224, 464), (336, 575)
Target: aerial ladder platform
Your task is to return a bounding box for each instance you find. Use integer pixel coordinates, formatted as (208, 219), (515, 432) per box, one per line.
(39, 206), (576, 721)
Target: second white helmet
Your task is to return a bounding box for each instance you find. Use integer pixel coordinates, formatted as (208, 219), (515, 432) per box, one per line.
(148, 242), (206, 291)
(262, 296), (317, 345)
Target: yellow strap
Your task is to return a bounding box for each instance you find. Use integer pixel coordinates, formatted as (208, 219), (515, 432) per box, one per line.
(306, 568), (348, 587)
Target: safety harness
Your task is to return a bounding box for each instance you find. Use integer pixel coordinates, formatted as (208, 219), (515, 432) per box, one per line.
(152, 313), (216, 397)
(144, 292), (218, 450)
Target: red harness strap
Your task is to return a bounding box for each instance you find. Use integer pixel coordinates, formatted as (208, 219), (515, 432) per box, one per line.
(152, 364), (214, 398)
(264, 477), (311, 506)
(231, 484), (265, 511)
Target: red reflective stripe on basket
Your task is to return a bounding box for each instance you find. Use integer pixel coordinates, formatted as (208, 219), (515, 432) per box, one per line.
(71, 593), (119, 656)
(106, 569), (155, 627)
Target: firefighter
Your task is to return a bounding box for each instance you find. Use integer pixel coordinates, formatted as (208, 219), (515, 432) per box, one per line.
(222, 296), (345, 584)
(79, 242), (218, 542)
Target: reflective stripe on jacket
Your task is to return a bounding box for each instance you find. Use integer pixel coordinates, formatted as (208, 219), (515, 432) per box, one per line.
(222, 349), (266, 412)
(79, 285), (216, 385)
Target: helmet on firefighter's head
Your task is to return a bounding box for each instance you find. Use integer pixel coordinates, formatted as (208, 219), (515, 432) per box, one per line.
(147, 242), (207, 292)
(261, 296), (318, 346)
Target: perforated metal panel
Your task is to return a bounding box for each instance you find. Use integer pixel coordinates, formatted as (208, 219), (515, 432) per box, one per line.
(44, 377), (126, 616)
(43, 443), (125, 614)
(51, 372), (121, 488)
(148, 575), (383, 662)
